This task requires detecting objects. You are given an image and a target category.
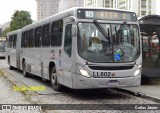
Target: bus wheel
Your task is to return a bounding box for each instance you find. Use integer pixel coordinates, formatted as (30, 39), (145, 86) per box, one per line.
(22, 61), (28, 77)
(9, 65), (14, 70)
(51, 67), (62, 91)
(8, 58), (13, 70)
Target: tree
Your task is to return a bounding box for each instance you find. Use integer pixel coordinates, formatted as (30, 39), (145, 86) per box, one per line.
(10, 10), (32, 31)
(0, 27), (11, 37)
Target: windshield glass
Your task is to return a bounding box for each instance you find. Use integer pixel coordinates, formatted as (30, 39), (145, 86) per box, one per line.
(0, 41), (5, 52)
(78, 22), (140, 63)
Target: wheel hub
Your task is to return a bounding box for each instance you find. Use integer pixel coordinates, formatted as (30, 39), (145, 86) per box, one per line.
(51, 73), (57, 85)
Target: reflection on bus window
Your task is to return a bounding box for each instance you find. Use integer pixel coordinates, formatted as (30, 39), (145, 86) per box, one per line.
(78, 23), (140, 63)
(0, 39), (6, 58)
(0, 41), (5, 51)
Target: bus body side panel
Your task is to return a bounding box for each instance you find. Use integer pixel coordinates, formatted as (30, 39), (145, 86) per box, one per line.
(5, 36), (10, 64)
(10, 48), (16, 67)
(40, 47), (61, 80)
(21, 47), (42, 78)
(16, 32), (21, 69)
(20, 47), (34, 74)
(6, 30), (21, 69)
(12, 35), (18, 68)
(28, 48), (34, 74)
(40, 47), (51, 80)
(32, 48), (41, 76)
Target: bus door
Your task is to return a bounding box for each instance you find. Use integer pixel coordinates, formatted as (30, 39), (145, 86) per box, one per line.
(62, 17), (73, 87)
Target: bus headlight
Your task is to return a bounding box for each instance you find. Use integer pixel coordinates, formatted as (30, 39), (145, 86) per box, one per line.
(78, 66), (91, 78)
(137, 65), (142, 69)
(133, 65), (142, 77)
(134, 69), (141, 76)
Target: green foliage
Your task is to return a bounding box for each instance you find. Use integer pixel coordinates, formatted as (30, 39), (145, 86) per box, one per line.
(10, 10), (32, 31)
(0, 27), (11, 37)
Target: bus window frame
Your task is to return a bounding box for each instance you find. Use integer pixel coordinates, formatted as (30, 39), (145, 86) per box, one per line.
(35, 26), (42, 47)
(51, 20), (63, 47)
(42, 23), (51, 47)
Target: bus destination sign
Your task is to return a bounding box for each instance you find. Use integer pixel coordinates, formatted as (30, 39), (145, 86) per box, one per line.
(77, 9), (137, 22)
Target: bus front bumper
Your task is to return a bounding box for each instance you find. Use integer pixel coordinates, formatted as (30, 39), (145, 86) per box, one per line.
(0, 52), (5, 58)
(72, 73), (141, 89)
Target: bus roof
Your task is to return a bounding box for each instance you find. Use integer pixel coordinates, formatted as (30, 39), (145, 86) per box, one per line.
(22, 7), (136, 31)
(6, 29), (21, 36)
(21, 8), (76, 31)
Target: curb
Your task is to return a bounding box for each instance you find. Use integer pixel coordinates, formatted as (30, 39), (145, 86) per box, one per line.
(113, 88), (160, 103)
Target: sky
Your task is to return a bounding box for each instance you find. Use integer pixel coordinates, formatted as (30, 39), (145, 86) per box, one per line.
(0, 0), (160, 25)
(0, 0), (37, 25)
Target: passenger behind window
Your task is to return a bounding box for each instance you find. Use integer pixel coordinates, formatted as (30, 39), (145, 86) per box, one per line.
(88, 36), (102, 52)
(83, 33), (87, 52)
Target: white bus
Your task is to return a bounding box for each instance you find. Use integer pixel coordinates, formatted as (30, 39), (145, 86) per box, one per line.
(5, 30), (21, 69)
(6, 7), (142, 91)
(0, 38), (6, 58)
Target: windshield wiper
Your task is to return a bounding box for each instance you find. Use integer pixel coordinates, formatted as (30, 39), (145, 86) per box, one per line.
(93, 20), (110, 45)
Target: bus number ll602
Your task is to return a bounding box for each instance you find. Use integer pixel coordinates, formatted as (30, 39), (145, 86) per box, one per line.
(93, 72), (115, 78)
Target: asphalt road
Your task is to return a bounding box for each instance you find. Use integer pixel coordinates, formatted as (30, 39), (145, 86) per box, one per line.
(0, 58), (60, 95)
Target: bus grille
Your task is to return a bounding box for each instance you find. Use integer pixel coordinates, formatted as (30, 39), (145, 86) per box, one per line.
(88, 66), (134, 70)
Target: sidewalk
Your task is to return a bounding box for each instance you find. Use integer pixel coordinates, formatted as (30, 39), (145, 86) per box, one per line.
(0, 69), (41, 113)
(117, 78), (160, 102)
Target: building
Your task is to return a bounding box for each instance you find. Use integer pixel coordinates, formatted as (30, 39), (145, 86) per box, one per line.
(59, 0), (84, 12)
(84, 0), (115, 8)
(117, 0), (139, 16)
(84, 0), (159, 17)
(36, 0), (59, 20)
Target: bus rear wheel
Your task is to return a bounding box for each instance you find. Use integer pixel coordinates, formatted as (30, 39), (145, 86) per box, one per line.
(22, 61), (28, 77)
(51, 67), (62, 91)
(8, 58), (13, 70)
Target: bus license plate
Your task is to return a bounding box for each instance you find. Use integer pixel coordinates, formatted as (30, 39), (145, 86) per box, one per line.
(107, 80), (118, 86)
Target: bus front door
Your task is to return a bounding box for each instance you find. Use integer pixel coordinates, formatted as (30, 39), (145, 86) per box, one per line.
(62, 17), (73, 88)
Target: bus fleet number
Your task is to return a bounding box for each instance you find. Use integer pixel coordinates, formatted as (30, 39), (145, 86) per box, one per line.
(93, 72), (113, 78)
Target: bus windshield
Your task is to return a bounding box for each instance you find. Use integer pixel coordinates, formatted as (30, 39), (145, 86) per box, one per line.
(0, 41), (5, 52)
(78, 22), (140, 63)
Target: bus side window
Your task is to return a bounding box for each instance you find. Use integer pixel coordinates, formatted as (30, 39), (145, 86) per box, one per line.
(24, 31), (29, 48)
(11, 35), (14, 48)
(9, 36), (12, 48)
(5, 36), (8, 48)
(21, 33), (24, 48)
(29, 29), (34, 47)
(42, 24), (50, 47)
(35, 26), (42, 47)
(64, 24), (72, 57)
(13, 34), (17, 48)
(51, 20), (63, 46)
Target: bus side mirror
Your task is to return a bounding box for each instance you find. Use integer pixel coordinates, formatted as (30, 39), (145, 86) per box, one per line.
(72, 25), (77, 37)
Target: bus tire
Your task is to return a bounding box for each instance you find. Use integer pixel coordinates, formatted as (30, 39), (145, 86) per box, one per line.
(22, 61), (28, 77)
(51, 67), (62, 91)
(9, 64), (14, 70)
(8, 58), (13, 70)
